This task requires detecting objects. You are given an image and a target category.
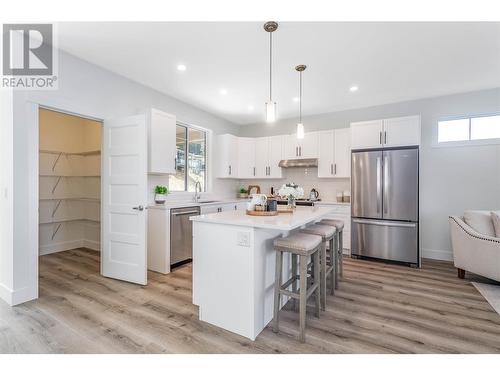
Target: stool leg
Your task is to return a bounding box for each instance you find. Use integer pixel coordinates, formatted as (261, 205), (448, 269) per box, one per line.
(273, 250), (283, 334)
(320, 242), (327, 310)
(313, 250), (321, 318)
(299, 254), (308, 343)
(329, 237), (335, 295)
(334, 233), (339, 289)
(338, 230), (344, 278)
(291, 253), (298, 311)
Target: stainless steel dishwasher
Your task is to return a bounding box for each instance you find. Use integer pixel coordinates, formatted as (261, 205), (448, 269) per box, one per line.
(170, 206), (200, 268)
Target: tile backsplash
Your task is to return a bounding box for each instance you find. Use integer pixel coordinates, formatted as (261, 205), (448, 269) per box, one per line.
(240, 167), (351, 202)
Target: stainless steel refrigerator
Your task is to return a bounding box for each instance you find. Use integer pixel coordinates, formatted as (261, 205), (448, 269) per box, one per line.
(351, 147), (419, 266)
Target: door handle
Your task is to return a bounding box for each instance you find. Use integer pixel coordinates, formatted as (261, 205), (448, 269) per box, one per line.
(299, 146), (302, 156)
(133, 205), (144, 211)
(384, 154), (389, 214)
(353, 219), (416, 228)
(384, 131), (387, 145)
(295, 146), (298, 157)
(229, 165), (231, 175)
(334, 163), (337, 175)
(379, 131), (382, 145)
(253, 167), (256, 176)
(172, 210), (200, 216)
(376, 157), (381, 213)
(330, 163), (333, 174)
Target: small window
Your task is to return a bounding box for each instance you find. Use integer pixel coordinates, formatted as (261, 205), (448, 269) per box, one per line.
(438, 114), (500, 144)
(169, 123), (207, 192)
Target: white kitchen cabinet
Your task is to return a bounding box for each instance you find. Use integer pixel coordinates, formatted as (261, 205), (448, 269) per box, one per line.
(318, 128), (351, 178)
(284, 132), (318, 159)
(216, 134), (239, 178)
(147, 208), (171, 274)
(237, 137), (256, 178)
(268, 136), (284, 178)
(383, 115), (421, 147)
(201, 201), (246, 214)
(350, 115), (420, 149)
(148, 109), (177, 174)
(350, 119), (384, 150)
(255, 136), (284, 179)
(315, 203), (351, 252)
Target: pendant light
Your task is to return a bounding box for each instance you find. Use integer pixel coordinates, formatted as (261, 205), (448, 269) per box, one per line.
(264, 21), (278, 123)
(295, 64), (306, 139)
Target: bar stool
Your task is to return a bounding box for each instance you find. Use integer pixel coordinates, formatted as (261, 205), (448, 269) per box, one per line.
(321, 219), (345, 281)
(273, 232), (322, 342)
(300, 224), (336, 310)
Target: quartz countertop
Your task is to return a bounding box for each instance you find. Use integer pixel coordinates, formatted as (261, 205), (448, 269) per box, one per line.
(190, 206), (335, 231)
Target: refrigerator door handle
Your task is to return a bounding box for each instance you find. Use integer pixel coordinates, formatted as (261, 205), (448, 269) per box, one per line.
(352, 219), (417, 228)
(384, 154), (389, 214)
(376, 156), (382, 213)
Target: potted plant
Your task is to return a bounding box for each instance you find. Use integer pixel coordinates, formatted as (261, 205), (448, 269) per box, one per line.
(238, 187), (248, 199)
(154, 185), (169, 204)
(278, 183), (304, 209)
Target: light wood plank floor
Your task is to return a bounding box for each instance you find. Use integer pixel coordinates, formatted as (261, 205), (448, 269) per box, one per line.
(1, 248), (499, 353)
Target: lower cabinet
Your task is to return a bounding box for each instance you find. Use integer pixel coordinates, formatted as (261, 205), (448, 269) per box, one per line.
(200, 201), (247, 214)
(315, 204), (351, 253)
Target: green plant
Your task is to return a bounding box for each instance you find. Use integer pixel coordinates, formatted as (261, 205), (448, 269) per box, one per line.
(239, 187), (248, 194)
(154, 185), (168, 195)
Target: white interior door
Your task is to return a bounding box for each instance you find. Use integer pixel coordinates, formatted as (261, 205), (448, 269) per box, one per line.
(102, 114), (148, 285)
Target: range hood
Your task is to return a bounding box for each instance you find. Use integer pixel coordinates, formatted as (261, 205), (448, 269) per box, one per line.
(278, 158), (318, 168)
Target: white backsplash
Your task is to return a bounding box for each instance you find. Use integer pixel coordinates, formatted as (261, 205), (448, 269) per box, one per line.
(240, 167), (351, 202)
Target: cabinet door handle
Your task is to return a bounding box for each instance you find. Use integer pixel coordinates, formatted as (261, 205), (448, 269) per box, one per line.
(295, 146), (298, 157)
(330, 163), (333, 174)
(334, 163), (337, 175)
(379, 131), (382, 145)
(299, 146), (302, 156)
(384, 131), (387, 144)
(253, 167), (256, 176)
(174, 157), (177, 171)
(229, 165), (231, 175)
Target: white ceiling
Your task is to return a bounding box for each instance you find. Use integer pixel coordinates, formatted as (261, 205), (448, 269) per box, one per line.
(57, 22), (500, 125)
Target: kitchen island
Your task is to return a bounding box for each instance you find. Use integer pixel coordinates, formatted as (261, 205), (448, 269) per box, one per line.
(190, 206), (334, 340)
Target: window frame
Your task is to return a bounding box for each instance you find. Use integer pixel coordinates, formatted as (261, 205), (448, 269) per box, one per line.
(434, 112), (500, 148)
(170, 121), (210, 194)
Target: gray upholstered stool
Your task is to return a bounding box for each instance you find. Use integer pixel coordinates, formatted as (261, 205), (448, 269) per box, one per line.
(320, 219), (345, 282)
(273, 232), (322, 342)
(300, 224), (336, 310)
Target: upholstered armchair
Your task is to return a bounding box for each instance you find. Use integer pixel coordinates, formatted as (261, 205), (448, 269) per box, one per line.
(449, 215), (500, 282)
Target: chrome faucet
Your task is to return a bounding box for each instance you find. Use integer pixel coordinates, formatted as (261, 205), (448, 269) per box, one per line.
(194, 181), (202, 202)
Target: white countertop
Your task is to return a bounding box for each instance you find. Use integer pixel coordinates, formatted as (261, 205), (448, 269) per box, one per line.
(190, 206), (335, 231)
(148, 198), (247, 210)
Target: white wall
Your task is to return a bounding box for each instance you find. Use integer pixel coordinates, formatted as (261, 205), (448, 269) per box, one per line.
(239, 88), (500, 261)
(3, 49), (241, 305)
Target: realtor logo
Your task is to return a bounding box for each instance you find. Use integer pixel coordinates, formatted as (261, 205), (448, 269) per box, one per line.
(2, 23), (58, 89)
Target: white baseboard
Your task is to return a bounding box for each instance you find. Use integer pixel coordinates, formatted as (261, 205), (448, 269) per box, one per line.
(83, 239), (100, 251)
(0, 282), (13, 305)
(422, 248), (453, 261)
(39, 239), (101, 256)
(0, 282), (37, 306)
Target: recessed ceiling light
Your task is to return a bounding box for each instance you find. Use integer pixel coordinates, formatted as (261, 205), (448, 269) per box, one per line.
(177, 64), (187, 71)
(349, 86), (359, 92)
(248, 105), (254, 111)
(220, 89), (228, 95)
(293, 97), (300, 102)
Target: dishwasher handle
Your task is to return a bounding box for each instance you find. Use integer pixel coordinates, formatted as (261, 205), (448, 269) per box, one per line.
(171, 210), (200, 216)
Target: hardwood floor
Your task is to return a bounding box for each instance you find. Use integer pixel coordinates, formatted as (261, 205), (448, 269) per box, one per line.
(1, 248), (499, 353)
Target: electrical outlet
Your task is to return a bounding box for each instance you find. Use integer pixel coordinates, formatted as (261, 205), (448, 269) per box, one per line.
(237, 231), (250, 247)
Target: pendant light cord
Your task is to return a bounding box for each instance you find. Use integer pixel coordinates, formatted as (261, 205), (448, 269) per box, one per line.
(299, 70), (302, 123)
(269, 32), (272, 101)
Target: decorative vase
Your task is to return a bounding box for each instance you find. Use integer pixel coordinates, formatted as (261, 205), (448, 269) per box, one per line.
(287, 196), (296, 209)
(155, 194), (167, 204)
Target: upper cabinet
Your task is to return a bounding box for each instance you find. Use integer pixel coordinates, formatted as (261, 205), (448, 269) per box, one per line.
(317, 128), (351, 178)
(237, 137), (256, 179)
(255, 136), (284, 178)
(216, 134), (284, 179)
(284, 132), (319, 159)
(350, 115), (420, 149)
(216, 134), (239, 178)
(148, 109), (177, 174)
